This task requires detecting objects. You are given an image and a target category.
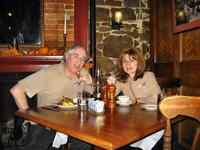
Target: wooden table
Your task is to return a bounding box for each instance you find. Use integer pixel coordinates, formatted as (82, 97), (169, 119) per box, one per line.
(15, 104), (176, 150)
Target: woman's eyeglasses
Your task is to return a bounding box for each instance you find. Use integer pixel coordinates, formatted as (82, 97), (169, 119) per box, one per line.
(122, 59), (136, 64)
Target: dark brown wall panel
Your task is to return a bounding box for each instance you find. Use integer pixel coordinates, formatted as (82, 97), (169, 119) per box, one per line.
(154, 0), (174, 62)
(182, 29), (200, 61)
(180, 61), (200, 89)
(182, 86), (200, 96)
(154, 63), (173, 77)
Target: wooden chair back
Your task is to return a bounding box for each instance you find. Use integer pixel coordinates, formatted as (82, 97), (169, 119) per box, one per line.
(156, 77), (181, 96)
(192, 127), (200, 150)
(159, 95), (200, 150)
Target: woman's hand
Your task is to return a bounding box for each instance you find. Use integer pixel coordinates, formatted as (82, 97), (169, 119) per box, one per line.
(107, 76), (117, 84)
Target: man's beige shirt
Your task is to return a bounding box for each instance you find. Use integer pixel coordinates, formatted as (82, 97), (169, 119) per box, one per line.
(19, 62), (93, 107)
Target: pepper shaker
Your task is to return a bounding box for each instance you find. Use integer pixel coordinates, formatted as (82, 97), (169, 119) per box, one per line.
(107, 84), (116, 109)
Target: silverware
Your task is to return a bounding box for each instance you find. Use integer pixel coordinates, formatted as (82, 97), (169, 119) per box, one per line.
(42, 106), (60, 112)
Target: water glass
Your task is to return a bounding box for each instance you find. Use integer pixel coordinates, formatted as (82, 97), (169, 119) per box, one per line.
(77, 91), (87, 110)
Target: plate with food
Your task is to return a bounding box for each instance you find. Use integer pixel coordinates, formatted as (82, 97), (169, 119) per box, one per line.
(140, 104), (157, 111)
(53, 97), (78, 110)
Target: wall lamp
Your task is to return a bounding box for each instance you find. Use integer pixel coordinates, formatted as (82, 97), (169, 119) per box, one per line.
(111, 11), (123, 30)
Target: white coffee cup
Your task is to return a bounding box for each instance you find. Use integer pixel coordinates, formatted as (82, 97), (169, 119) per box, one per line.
(118, 95), (130, 104)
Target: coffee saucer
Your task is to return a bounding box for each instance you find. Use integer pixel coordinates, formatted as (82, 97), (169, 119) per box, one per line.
(116, 100), (133, 106)
(140, 104), (157, 111)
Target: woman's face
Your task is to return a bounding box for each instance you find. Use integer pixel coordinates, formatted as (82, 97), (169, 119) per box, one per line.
(121, 54), (137, 76)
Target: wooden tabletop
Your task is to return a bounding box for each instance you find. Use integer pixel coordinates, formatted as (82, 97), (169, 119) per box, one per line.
(16, 104), (170, 150)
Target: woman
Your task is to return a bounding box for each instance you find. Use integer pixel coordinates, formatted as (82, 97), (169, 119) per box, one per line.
(108, 48), (163, 150)
(108, 48), (161, 104)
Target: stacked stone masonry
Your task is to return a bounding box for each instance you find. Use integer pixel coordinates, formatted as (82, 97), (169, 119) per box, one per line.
(96, 0), (150, 76)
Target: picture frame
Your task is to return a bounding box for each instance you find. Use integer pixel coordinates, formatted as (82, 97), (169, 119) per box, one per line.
(172, 0), (200, 33)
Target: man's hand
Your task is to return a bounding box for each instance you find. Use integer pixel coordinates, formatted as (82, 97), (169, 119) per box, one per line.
(79, 74), (93, 84)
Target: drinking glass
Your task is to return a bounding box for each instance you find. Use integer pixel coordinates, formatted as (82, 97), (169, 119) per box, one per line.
(77, 91), (87, 110)
(157, 93), (166, 120)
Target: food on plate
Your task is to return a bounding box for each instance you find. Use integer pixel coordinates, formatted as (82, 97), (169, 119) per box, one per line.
(57, 97), (75, 106)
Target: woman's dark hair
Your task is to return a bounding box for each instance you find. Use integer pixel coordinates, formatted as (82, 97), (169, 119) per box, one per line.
(117, 48), (146, 83)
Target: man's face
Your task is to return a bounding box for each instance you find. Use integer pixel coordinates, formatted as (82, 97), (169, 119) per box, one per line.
(65, 47), (87, 74)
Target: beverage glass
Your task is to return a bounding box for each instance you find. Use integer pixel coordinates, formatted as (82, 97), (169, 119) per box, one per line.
(157, 93), (166, 120)
(157, 93), (166, 106)
(77, 91), (87, 110)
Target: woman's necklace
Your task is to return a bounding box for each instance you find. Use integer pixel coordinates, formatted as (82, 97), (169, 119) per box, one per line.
(128, 78), (138, 103)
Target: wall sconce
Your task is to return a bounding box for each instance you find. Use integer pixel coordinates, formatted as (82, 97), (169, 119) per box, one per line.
(176, 8), (189, 24)
(111, 11), (123, 30)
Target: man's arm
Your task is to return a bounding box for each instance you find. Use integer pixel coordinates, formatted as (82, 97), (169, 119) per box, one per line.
(10, 83), (29, 110)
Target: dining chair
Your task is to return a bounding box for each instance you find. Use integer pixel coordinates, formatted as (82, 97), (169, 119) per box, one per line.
(192, 126), (200, 150)
(159, 95), (200, 150)
(156, 77), (181, 96)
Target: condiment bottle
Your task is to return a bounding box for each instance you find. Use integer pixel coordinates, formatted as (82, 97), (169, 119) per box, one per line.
(102, 85), (108, 108)
(93, 69), (104, 100)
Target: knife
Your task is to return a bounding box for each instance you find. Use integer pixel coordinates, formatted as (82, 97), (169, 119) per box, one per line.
(42, 106), (60, 112)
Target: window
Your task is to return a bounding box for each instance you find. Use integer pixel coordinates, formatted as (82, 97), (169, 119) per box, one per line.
(0, 0), (43, 47)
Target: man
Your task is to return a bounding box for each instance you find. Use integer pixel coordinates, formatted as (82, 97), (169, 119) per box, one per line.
(10, 45), (93, 150)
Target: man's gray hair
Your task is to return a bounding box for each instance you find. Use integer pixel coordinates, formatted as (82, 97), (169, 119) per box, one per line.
(63, 44), (87, 61)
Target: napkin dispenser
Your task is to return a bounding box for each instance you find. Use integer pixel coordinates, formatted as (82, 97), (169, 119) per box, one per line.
(88, 100), (105, 114)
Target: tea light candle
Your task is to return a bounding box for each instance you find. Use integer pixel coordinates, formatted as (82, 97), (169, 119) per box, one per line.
(64, 4), (67, 34)
(115, 11), (122, 23)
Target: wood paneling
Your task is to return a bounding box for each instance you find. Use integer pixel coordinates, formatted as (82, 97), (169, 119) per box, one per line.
(180, 61), (200, 88)
(150, 0), (200, 148)
(182, 86), (200, 96)
(182, 30), (200, 61)
(151, 0), (174, 63)
(154, 62), (173, 77)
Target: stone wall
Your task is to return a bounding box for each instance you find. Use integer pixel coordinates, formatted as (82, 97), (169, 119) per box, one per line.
(95, 0), (150, 76)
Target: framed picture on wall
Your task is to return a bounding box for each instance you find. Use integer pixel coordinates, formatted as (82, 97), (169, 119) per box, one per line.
(172, 0), (200, 33)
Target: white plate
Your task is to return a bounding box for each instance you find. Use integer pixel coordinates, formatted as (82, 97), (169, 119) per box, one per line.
(116, 100), (133, 106)
(140, 104), (157, 111)
(52, 104), (78, 110)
